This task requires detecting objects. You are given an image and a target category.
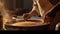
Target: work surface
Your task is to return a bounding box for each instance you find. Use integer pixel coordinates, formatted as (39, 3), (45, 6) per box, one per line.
(5, 16), (50, 30)
(5, 16), (49, 27)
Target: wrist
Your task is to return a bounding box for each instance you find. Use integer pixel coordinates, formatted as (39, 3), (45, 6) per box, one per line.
(31, 10), (38, 16)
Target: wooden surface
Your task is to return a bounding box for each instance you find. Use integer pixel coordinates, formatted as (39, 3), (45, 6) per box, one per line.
(5, 20), (50, 30)
(5, 24), (50, 30)
(5, 17), (50, 30)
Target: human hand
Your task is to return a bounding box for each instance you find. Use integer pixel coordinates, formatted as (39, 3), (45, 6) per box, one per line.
(23, 13), (32, 20)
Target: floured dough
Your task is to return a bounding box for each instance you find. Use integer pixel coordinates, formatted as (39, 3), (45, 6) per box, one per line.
(12, 21), (44, 26)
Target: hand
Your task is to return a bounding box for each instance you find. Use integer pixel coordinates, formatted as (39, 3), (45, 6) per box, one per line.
(23, 13), (32, 20)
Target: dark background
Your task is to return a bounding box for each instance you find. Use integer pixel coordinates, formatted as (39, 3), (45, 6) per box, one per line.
(5, 0), (33, 10)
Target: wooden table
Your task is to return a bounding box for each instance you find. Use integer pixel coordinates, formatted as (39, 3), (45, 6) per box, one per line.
(5, 20), (50, 30)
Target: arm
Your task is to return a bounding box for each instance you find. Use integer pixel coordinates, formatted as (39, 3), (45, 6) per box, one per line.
(23, 0), (39, 20)
(23, 5), (38, 20)
(29, 6), (38, 16)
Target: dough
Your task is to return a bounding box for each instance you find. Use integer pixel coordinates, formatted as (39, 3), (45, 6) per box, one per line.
(12, 21), (43, 26)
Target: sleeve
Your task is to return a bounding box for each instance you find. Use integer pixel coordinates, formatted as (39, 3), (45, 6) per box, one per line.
(29, 0), (41, 16)
(29, 0), (37, 14)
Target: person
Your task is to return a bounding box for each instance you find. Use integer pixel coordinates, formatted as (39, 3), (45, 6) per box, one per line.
(23, 0), (60, 24)
(23, 0), (44, 20)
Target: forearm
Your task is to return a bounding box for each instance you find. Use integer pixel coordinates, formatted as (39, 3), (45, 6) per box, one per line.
(29, 6), (38, 16)
(31, 10), (38, 16)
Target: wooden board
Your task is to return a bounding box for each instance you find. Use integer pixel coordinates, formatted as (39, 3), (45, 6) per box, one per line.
(5, 20), (49, 27)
